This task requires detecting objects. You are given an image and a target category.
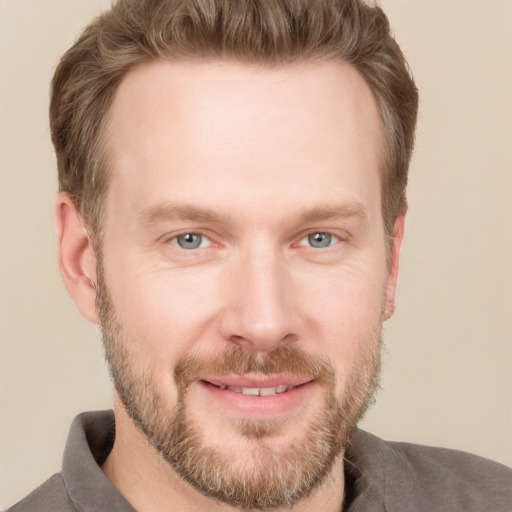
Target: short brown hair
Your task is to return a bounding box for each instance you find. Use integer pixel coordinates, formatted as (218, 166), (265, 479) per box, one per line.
(50, 0), (418, 239)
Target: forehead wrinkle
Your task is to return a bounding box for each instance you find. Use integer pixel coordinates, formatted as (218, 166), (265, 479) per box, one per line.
(138, 202), (232, 225)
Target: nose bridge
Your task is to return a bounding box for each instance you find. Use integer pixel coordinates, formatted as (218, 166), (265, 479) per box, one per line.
(221, 241), (296, 350)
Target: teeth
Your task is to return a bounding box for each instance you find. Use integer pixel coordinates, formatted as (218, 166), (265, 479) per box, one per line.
(259, 387), (277, 396)
(242, 387), (260, 396)
(226, 385), (291, 396)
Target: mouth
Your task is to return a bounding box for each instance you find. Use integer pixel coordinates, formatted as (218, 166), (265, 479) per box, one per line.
(204, 382), (308, 396)
(202, 375), (313, 392)
(197, 376), (316, 416)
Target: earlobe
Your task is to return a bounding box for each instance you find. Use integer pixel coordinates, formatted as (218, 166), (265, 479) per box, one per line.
(54, 192), (99, 324)
(382, 214), (406, 321)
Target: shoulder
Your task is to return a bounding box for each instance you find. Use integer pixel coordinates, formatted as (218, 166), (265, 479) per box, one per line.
(388, 437), (512, 507)
(5, 473), (75, 512)
(387, 435), (512, 482)
(347, 429), (512, 511)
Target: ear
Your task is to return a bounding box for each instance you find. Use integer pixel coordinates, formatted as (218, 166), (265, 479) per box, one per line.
(54, 192), (99, 324)
(382, 213), (406, 321)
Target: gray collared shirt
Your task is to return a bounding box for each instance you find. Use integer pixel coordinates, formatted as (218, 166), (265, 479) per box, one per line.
(6, 410), (512, 511)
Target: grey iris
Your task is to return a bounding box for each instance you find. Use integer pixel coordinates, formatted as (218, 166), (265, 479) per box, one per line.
(308, 232), (332, 248)
(177, 233), (202, 249)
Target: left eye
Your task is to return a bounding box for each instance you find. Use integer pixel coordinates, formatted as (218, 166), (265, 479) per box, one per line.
(171, 233), (211, 250)
(299, 232), (339, 248)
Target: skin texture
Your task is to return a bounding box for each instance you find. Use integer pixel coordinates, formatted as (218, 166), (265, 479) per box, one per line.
(55, 59), (405, 512)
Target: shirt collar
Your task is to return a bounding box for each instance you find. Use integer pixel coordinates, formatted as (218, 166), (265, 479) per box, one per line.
(62, 410), (135, 512)
(62, 411), (386, 512)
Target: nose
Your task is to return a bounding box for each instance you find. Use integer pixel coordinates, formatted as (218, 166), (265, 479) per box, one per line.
(218, 246), (298, 352)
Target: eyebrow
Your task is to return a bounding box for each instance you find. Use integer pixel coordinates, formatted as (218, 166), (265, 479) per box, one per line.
(296, 202), (368, 225)
(138, 202), (230, 225)
(137, 201), (368, 226)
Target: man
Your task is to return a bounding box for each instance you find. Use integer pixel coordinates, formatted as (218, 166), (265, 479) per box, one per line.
(7, 0), (511, 511)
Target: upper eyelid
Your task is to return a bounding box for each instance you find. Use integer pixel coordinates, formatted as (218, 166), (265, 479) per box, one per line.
(164, 229), (212, 242)
(161, 228), (349, 246)
(294, 228), (349, 242)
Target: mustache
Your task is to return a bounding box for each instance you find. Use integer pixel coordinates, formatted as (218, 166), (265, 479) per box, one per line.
(174, 345), (335, 390)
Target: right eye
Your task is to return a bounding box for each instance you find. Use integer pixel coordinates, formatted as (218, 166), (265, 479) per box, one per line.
(170, 233), (211, 250)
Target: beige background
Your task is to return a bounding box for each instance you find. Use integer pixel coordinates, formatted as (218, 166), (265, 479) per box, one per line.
(1, 0), (511, 508)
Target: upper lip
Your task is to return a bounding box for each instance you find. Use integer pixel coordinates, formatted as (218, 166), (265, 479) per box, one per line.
(200, 375), (314, 388)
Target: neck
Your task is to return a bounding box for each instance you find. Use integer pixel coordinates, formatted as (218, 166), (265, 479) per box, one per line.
(102, 397), (345, 512)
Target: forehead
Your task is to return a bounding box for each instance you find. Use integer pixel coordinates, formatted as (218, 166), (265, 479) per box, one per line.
(105, 59), (383, 221)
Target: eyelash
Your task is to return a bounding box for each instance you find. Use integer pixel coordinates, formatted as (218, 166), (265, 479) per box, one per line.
(167, 231), (343, 251)
(296, 232), (341, 249)
(169, 232), (213, 250)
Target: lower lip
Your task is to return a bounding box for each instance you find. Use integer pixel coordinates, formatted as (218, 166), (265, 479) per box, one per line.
(198, 380), (317, 417)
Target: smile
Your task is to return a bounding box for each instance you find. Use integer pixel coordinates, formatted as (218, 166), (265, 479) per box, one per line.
(198, 377), (317, 416)
(213, 384), (293, 396)
(202, 377), (314, 397)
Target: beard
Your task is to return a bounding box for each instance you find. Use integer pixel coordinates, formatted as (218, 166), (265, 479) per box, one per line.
(95, 258), (382, 509)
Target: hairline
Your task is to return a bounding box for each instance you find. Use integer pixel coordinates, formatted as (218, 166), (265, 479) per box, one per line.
(82, 55), (395, 247)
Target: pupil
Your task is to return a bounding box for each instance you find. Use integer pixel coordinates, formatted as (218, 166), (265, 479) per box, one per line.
(309, 232), (331, 248)
(178, 233), (201, 249)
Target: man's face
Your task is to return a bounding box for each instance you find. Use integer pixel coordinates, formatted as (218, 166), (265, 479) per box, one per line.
(97, 60), (399, 508)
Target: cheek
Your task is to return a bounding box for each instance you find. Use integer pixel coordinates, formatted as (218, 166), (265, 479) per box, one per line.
(106, 262), (223, 359)
(296, 264), (385, 376)
(299, 261), (386, 328)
